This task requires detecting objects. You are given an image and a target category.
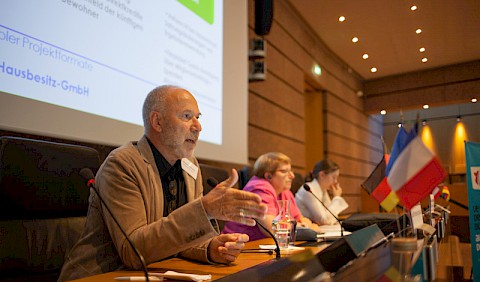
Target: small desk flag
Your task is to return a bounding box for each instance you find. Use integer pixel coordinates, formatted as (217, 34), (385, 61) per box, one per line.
(363, 124), (446, 211)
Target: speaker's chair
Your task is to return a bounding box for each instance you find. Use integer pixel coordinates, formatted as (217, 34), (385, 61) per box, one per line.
(290, 172), (305, 195)
(199, 163), (230, 195)
(0, 136), (100, 281)
(237, 166), (252, 190)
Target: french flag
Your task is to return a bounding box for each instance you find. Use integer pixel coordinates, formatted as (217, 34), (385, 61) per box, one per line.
(381, 135), (446, 210)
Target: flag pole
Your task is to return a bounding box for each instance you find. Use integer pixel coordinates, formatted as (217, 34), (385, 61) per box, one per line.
(381, 136), (389, 155)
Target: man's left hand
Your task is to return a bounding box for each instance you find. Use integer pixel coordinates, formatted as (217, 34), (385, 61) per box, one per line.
(208, 233), (249, 264)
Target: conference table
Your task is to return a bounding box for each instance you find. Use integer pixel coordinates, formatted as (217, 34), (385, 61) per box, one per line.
(71, 238), (331, 282)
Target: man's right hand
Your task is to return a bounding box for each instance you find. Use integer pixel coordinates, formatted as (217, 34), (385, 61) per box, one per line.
(202, 169), (268, 226)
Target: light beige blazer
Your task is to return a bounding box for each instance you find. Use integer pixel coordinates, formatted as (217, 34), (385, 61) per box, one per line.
(58, 135), (218, 281)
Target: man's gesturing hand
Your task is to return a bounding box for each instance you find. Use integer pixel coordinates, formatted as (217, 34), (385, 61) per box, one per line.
(202, 169), (267, 226)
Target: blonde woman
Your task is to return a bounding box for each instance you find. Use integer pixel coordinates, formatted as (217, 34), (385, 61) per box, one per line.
(222, 152), (319, 240)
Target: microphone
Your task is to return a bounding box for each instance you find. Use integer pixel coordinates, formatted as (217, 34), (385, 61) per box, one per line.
(206, 177), (281, 259)
(303, 184), (344, 237)
(206, 177), (219, 189)
(79, 168), (150, 282)
(253, 219), (281, 259)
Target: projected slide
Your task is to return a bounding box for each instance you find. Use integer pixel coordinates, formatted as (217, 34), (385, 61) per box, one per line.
(0, 0), (223, 144)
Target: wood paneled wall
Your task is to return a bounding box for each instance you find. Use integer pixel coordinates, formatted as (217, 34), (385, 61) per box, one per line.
(246, 0), (384, 214)
(364, 60), (480, 114)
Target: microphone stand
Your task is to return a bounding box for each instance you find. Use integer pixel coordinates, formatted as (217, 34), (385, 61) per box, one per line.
(80, 168), (150, 282)
(254, 219), (281, 259)
(303, 184), (344, 237)
(206, 177), (281, 259)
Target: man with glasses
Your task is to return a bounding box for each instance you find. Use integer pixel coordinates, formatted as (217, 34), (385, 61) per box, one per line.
(59, 85), (268, 281)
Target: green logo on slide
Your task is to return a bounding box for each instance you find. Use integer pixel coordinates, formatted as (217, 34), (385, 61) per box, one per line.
(177, 0), (214, 24)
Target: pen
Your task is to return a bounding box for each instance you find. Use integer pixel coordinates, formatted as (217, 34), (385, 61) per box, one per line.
(115, 276), (163, 281)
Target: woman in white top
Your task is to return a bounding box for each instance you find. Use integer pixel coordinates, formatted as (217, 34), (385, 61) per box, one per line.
(295, 160), (348, 225)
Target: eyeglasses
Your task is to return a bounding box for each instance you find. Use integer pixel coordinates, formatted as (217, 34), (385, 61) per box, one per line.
(275, 169), (294, 175)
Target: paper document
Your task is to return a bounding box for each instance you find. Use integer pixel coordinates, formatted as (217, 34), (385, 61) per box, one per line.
(153, 271), (211, 282)
(317, 230), (352, 241)
(318, 224), (343, 232)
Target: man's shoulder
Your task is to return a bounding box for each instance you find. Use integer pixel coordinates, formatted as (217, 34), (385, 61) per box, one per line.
(110, 141), (138, 155)
(104, 141), (146, 165)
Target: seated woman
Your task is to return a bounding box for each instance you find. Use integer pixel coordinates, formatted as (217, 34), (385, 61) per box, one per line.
(222, 152), (319, 241)
(295, 159), (349, 225)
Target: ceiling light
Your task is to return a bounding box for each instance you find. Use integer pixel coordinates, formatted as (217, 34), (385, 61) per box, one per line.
(370, 67), (377, 73)
(313, 65), (322, 76)
(419, 47), (426, 52)
(416, 29), (422, 34)
(352, 37), (359, 43)
(339, 16), (346, 22)
(472, 98), (478, 103)
(362, 54), (369, 59)
(422, 58), (428, 63)
(380, 110), (386, 115)
(411, 5), (418, 11)
(423, 104), (429, 109)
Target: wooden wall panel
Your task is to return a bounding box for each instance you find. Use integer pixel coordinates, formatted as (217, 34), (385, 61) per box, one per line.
(249, 94), (305, 143)
(343, 195), (361, 215)
(333, 154), (373, 179)
(328, 115), (377, 149)
(365, 61), (480, 95)
(341, 177), (364, 195)
(326, 95), (367, 127)
(364, 60), (480, 113)
(248, 126), (305, 169)
(249, 72), (304, 118)
(327, 134), (373, 172)
(361, 189), (382, 213)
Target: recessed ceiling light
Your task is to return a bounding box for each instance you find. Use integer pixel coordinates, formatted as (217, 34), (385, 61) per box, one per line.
(411, 5), (418, 11)
(419, 47), (426, 52)
(352, 37), (359, 43)
(371, 67), (377, 73)
(472, 98), (478, 103)
(422, 58), (428, 63)
(362, 54), (369, 59)
(416, 29), (422, 34)
(380, 110), (387, 115)
(313, 65), (322, 76)
(339, 16), (346, 22)
(423, 104), (429, 109)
